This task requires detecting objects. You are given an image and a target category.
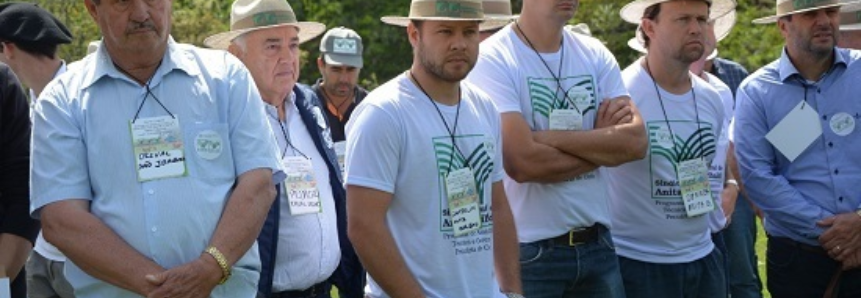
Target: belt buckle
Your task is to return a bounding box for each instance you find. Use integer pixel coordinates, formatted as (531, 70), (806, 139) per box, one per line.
(568, 228), (587, 246)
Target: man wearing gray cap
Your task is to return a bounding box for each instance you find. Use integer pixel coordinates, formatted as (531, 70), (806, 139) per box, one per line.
(313, 27), (369, 175)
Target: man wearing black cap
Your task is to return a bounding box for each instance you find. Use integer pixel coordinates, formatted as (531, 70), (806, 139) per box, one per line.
(0, 2), (72, 99)
(0, 62), (37, 298)
(0, 3), (76, 298)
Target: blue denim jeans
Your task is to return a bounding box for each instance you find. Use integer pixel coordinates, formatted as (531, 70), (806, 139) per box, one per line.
(520, 226), (625, 298)
(766, 237), (861, 298)
(723, 199), (762, 298)
(619, 248), (726, 298)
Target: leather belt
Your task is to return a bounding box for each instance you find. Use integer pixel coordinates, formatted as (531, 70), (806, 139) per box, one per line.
(548, 224), (604, 247)
(271, 281), (330, 298)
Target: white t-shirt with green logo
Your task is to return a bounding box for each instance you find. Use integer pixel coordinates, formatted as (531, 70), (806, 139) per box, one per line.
(345, 74), (504, 298)
(606, 58), (725, 263)
(466, 25), (629, 243)
(704, 72), (734, 233)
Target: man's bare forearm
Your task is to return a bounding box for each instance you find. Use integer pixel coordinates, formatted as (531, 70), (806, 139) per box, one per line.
(42, 200), (165, 296)
(491, 183), (521, 294)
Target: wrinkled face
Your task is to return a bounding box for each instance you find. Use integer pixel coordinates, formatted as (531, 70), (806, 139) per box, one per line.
(230, 26), (300, 102)
(779, 7), (840, 60)
(85, 0), (171, 59)
(409, 20), (480, 83)
(839, 30), (861, 50)
(644, 0), (709, 64)
(317, 58), (360, 98)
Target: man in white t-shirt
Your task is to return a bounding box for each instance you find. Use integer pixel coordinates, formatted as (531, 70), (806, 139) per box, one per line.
(606, 0), (733, 297)
(345, 1), (521, 298)
(467, 1), (648, 297)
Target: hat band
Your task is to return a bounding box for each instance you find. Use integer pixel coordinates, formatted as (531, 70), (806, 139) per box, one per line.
(841, 10), (861, 25)
(776, 0), (838, 16)
(232, 11), (298, 31)
(409, 1), (484, 19)
(483, 2), (512, 16)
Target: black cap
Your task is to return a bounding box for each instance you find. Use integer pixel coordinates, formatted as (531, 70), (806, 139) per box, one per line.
(0, 2), (72, 45)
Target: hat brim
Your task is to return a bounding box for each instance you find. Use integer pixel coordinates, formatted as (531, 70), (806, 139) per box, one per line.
(203, 22), (326, 49)
(752, 3), (844, 24)
(480, 14), (518, 31)
(842, 23), (861, 30)
(323, 53), (364, 68)
(381, 16), (485, 27)
(621, 0), (737, 24)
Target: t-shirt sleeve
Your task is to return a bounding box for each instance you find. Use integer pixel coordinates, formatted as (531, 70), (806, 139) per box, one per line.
(468, 45), (523, 114)
(592, 41), (629, 101)
(223, 55), (285, 182)
(344, 103), (401, 194)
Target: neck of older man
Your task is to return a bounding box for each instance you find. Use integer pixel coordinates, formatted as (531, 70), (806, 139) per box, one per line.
(515, 9), (566, 52)
(261, 86), (293, 121)
(409, 64), (460, 106)
(107, 43), (167, 86)
(644, 50), (695, 94)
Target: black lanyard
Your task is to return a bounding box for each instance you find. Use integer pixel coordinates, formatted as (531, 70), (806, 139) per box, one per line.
(125, 62), (174, 122)
(644, 59), (704, 160)
(409, 71), (464, 173)
(515, 20), (577, 113)
(268, 104), (309, 160)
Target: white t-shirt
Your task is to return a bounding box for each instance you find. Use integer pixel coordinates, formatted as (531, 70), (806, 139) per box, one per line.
(466, 24), (629, 243)
(345, 73), (504, 298)
(703, 72), (733, 233)
(606, 58), (725, 263)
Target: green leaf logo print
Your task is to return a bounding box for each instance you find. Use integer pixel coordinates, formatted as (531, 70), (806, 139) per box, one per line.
(528, 76), (596, 118)
(648, 122), (717, 172)
(434, 136), (494, 204)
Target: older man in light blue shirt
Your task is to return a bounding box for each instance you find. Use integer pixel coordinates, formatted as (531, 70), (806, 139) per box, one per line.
(735, 1), (861, 296)
(30, 0), (282, 297)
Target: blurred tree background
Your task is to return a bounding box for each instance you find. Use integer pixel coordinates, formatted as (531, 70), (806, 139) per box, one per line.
(14, 0), (784, 89)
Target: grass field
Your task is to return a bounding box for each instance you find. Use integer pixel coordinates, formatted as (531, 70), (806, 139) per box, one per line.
(756, 220), (771, 298)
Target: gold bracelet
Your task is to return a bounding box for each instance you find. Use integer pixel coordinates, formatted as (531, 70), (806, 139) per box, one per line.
(204, 246), (231, 285)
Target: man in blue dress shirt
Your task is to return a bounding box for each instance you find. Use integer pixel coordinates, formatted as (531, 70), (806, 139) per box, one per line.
(736, 0), (861, 297)
(30, 0), (283, 297)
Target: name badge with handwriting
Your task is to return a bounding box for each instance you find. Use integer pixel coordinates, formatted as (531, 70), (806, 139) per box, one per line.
(283, 156), (322, 215)
(445, 168), (481, 236)
(678, 158), (715, 217)
(130, 116), (187, 182)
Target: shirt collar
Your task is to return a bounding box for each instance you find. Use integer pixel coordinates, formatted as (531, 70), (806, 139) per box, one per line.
(777, 47), (848, 82)
(81, 36), (200, 89)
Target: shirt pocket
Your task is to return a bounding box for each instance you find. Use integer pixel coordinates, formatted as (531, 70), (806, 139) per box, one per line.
(184, 123), (236, 183)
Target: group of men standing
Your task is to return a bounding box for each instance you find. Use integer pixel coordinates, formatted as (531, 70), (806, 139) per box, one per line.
(2, 0), (861, 298)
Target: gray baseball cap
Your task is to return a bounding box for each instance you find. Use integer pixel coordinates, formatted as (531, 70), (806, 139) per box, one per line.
(320, 27), (364, 68)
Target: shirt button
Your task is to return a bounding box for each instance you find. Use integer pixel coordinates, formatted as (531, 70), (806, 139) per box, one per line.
(151, 226), (158, 232)
(828, 142), (834, 148)
(839, 197), (844, 202)
(834, 169), (840, 175)
(823, 115), (828, 121)
(148, 189), (155, 195)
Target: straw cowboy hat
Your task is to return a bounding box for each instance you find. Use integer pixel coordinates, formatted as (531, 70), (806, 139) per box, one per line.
(480, 0), (518, 32)
(204, 0), (325, 49)
(620, 0), (737, 24)
(752, 0), (856, 24)
(628, 8), (736, 58)
(840, 0), (861, 30)
(381, 0), (486, 26)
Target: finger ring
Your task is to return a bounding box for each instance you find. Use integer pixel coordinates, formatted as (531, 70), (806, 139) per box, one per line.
(837, 245), (842, 251)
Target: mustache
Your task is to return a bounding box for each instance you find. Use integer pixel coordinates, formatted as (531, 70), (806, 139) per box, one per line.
(126, 21), (156, 33)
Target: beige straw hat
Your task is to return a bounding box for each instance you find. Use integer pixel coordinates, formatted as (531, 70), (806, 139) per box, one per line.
(840, 0), (861, 31)
(381, 0), (486, 27)
(752, 0), (853, 24)
(620, 0), (737, 24)
(481, 0), (518, 32)
(204, 0), (326, 49)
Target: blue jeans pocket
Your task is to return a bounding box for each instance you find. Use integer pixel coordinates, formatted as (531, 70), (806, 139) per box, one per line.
(519, 242), (545, 265)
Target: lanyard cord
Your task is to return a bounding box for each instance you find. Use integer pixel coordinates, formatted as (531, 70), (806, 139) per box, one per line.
(126, 62), (173, 122)
(644, 59), (704, 160)
(268, 105), (310, 160)
(409, 71), (464, 173)
(514, 20), (578, 113)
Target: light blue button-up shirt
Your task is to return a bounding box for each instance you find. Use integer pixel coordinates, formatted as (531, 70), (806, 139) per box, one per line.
(734, 48), (861, 246)
(30, 39), (283, 297)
